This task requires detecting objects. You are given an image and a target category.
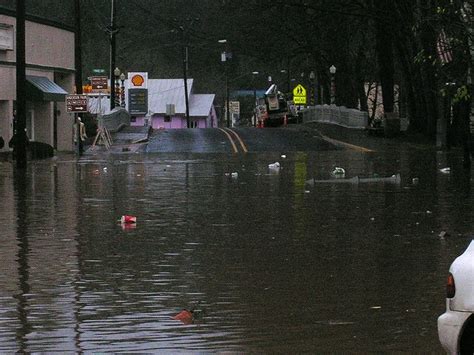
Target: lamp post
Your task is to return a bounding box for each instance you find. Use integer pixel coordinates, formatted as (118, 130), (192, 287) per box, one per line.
(120, 72), (126, 107)
(109, 0), (117, 111)
(114, 67), (121, 108)
(329, 65), (336, 105)
(252, 71), (259, 127)
(309, 70), (316, 106)
(219, 39), (230, 127)
(281, 69), (290, 95)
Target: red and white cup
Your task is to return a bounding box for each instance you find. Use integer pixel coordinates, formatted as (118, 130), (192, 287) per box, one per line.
(121, 215), (137, 224)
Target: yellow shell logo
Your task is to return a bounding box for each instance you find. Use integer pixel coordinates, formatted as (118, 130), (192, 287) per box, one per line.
(131, 75), (145, 87)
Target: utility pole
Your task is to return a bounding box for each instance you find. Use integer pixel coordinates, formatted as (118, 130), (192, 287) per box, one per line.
(75, 0), (83, 95)
(179, 24), (192, 128)
(183, 44), (190, 128)
(109, 0), (116, 111)
(15, 0), (27, 169)
(74, 0), (83, 156)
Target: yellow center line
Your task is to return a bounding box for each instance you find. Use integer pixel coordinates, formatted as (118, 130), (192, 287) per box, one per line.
(322, 135), (374, 153)
(225, 128), (248, 153)
(218, 128), (238, 153)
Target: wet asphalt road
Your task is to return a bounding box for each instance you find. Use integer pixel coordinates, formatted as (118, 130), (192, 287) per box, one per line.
(145, 127), (341, 153)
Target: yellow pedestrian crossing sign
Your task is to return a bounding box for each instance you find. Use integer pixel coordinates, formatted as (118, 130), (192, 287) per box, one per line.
(293, 84), (307, 104)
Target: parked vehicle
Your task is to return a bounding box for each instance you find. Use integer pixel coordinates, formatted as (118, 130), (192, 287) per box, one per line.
(438, 239), (474, 354)
(256, 84), (296, 127)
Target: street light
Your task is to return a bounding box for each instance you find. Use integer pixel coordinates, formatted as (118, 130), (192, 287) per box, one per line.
(281, 69), (290, 94)
(252, 71), (259, 127)
(120, 72), (126, 107)
(329, 65), (336, 105)
(219, 39), (230, 127)
(114, 67), (121, 108)
(309, 71), (316, 106)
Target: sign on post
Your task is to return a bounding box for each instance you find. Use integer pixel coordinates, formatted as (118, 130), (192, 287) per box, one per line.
(229, 101), (240, 114)
(92, 68), (106, 74)
(128, 88), (148, 115)
(66, 94), (88, 113)
(293, 84), (307, 105)
(90, 76), (108, 91)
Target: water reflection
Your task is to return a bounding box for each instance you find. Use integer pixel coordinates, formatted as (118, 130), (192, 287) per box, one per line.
(0, 147), (472, 352)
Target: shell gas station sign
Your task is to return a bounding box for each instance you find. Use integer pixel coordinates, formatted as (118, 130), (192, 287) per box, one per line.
(128, 72), (148, 115)
(128, 72), (148, 89)
(293, 84), (307, 105)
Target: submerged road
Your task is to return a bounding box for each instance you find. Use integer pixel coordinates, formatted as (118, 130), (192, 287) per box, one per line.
(145, 127), (350, 153)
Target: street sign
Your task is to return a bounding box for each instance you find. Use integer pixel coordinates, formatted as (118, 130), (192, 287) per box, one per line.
(90, 76), (108, 91)
(92, 68), (106, 74)
(128, 88), (148, 115)
(229, 101), (240, 114)
(293, 84), (307, 105)
(66, 94), (88, 113)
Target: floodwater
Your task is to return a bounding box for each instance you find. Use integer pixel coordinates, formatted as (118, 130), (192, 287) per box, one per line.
(0, 146), (472, 353)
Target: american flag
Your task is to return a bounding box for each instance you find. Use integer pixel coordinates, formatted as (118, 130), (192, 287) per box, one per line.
(436, 29), (453, 64)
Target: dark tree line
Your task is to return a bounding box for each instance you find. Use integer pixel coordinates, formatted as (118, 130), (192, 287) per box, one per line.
(1, 0), (472, 158)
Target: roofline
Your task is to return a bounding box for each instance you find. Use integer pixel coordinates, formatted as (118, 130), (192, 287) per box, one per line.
(0, 6), (75, 33)
(0, 60), (75, 73)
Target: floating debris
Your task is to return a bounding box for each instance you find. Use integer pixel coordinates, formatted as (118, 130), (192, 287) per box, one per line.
(332, 167), (346, 177)
(120, 215), (137, 224)
(268, 162), (281, 170)
(439, 167), (451, 174)
(412, 178), (419, 185)
(306, 174), (401, 185)
(172, 309), (194, 324)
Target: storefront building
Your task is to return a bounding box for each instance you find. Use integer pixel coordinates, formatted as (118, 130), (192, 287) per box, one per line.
(0, 7), (75, 153)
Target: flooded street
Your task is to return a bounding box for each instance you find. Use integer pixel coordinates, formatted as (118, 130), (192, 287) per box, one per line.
(0, 147), (472, 352)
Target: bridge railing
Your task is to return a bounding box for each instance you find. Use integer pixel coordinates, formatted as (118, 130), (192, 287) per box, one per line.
(302, 105), (368, 129)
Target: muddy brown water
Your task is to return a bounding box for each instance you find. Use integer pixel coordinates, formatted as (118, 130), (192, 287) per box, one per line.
(0, 148), (472, 352)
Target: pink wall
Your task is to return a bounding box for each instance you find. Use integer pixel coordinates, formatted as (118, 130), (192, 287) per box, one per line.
(130, 117), (146, 127)
(130, 114), (215, 129)
(152, 115), (186, 129)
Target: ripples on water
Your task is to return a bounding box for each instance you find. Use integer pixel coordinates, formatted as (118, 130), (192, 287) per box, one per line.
(0, 149), (472, 352)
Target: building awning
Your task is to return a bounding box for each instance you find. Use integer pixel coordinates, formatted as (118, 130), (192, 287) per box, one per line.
(26, 75), (68, 102)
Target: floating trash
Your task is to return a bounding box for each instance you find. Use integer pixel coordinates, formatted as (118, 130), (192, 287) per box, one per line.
(231, 172), (238, 178)
(412, 177), (419, 185)
(120, 215), (137, 224)
(439, 167), (451, 174)
(332, 167), (345, 174)
(281, 154), (287, 159)
(268, 162), (280, 169)
(172, 309), (194, 324)
(306, 174), (401, 185)
(332, 167), (346, 178)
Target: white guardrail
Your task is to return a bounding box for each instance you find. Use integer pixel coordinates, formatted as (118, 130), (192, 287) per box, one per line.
(302, 105), (369, 129)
